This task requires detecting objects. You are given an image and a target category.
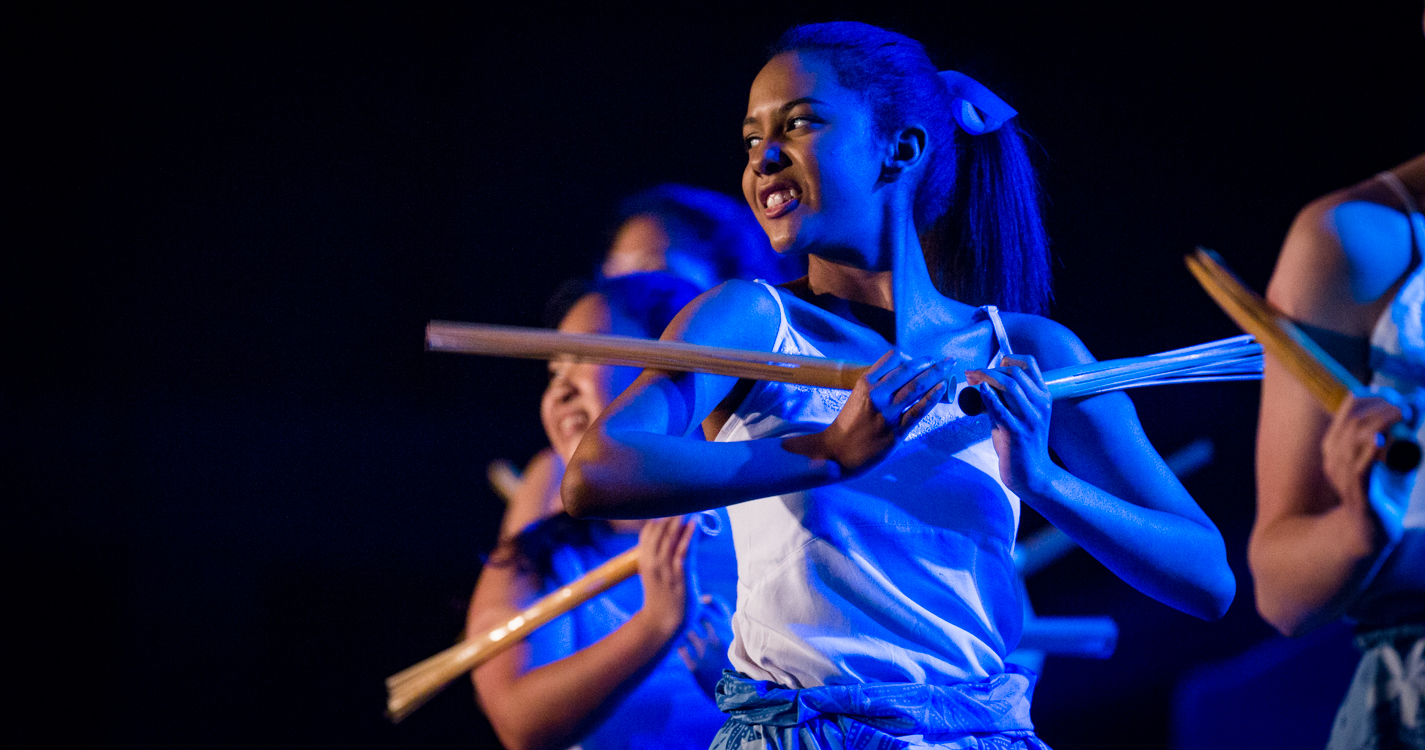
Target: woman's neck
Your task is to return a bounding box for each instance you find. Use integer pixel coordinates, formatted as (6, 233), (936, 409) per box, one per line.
(806, 255), (894, 310)
(803, 199), (919, 311)
(804, 189), (979, 347)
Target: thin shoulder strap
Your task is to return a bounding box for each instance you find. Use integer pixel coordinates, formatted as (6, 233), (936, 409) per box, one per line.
(1376, 170), (1423, 266)
(981, 305), (1014, 364)
(753, 279), (793, 349)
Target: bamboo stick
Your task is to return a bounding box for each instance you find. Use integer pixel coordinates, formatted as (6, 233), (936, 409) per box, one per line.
(427, 321), (865, 390)
(385, 547), (640, 723)
(956, 335), (1261, 416)
(427, 321), (1260, 412)
(1185, 247), (1420, 472)
(486, 459), (521, 505)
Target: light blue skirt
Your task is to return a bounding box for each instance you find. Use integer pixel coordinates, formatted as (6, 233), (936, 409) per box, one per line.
(710, 668), (1051, 750)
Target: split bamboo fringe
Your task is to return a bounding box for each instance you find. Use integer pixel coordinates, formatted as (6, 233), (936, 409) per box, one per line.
(958, 334), (1262, 415)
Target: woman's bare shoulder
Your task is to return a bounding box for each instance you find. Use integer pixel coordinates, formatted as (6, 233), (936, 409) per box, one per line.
(663, 278), (783, 352)
(998, 312), (1095, 370)
(498, 448), (561, 539)
(1268, 162), (1420, 335)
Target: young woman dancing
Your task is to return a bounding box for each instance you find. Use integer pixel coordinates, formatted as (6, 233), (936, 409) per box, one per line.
(563, 22), (1235, 750)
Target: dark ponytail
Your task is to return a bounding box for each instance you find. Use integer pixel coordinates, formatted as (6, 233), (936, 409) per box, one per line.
(770, 22), (1052, 315)
(925, 119), (1051, 315)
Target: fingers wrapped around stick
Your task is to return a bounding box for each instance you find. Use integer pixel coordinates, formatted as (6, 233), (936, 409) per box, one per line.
(1322, 395), (1405, 503)
(803, 351), (955, 479)
(867, 354), (953, 432)
(968, 355), (1051, 424)
(968, 355), (1056, 495)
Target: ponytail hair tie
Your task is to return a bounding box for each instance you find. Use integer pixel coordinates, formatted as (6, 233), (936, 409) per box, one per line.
(939, 70), (1017, 135)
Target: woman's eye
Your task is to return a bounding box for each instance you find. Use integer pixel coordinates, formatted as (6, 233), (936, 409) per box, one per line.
(788, 116), (812, 129)
(743, 134), (762, 151)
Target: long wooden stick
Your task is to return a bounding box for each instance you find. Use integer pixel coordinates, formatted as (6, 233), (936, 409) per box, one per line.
(427, 322), (1260, 408)
(427, 321), (865, 389)
(385, 547), (639, 723)
(1185, 247), (1420, 471)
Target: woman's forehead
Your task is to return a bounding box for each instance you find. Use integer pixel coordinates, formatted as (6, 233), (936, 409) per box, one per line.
(746, 52), (854, 114)
(557, 293), (613, 335)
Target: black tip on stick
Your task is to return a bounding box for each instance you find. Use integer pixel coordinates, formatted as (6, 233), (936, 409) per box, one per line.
(1385, 438), (1423, 473)
(958, 386), (985, 417)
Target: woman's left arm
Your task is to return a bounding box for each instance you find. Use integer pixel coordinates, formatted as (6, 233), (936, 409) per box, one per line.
(977, 317), (1236, 620)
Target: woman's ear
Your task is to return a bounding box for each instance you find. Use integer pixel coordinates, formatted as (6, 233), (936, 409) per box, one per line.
(881, 126), (927, 183)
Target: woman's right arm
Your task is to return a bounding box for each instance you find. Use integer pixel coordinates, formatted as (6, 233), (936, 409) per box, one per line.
(563, 280), (948, 519)
(468, 518), (695, 750)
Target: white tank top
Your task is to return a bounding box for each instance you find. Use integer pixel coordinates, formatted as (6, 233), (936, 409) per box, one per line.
(714, 282), (1025, 688)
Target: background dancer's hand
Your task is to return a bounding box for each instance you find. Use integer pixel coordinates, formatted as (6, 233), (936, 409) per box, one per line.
(801, 351), (951, 478)
(636, 515), (697, 640)
(973, 355), (1055, 495)
(1321, 394), (1404, 511)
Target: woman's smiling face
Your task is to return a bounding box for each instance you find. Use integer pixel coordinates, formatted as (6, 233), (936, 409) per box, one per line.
(541, 293), (616, 462)
(741, 52), (888, 262)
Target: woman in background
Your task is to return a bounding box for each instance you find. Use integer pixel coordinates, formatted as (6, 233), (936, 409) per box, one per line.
(468, 273), (732, 750)
(601, 183), (801, 291)
(501, 183), (796, 539)
(1251, 151), (1425, 750)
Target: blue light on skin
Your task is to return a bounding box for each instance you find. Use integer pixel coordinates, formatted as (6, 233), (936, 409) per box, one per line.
(1332, 200), (1419, 303)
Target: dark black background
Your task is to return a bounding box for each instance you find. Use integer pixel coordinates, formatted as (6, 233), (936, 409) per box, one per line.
(7, 2), (1423, 748)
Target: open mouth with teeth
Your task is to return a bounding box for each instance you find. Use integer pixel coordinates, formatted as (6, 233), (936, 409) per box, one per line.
(759, 185), (801, 219)
(555, 411), (590, 442)
(544, 406), (593, 457)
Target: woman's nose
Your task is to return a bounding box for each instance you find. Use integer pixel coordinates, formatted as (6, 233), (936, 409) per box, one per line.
(752, 141), (786, 175)
(546, 373), (577, 403)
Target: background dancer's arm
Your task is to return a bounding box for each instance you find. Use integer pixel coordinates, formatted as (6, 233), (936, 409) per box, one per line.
(468, 517), (694, 750)
(1249, 171), (1419, 636)
(566, 281), (947, 518)
(980, 317), (1236, 621)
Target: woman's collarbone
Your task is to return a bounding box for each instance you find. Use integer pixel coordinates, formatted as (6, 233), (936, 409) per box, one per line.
(784, 298), (996, 370)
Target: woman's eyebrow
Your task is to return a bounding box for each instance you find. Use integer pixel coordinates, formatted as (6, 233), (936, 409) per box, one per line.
(743, 96), (829, 126)
(781, 96), (827, 111)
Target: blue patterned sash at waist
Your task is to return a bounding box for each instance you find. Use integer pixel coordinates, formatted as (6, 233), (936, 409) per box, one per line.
(714, 668), (1038, 740)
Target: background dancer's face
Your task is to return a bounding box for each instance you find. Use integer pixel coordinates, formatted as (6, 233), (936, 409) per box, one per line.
(541, 293), (617, 462)
(601, 215), (671, 279)
(741, 52), (888, 265)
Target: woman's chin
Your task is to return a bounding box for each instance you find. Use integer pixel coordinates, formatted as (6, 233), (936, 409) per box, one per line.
(767, 229), (811, 256)
(556, 437), (582, 464)
(545, 433), (579, 466)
